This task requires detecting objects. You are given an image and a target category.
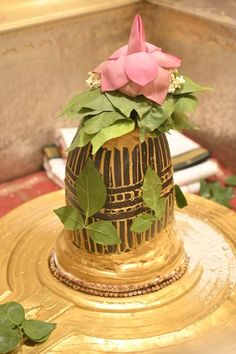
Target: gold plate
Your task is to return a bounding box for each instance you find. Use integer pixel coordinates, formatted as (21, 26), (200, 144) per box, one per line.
(0, 190), (236, 354)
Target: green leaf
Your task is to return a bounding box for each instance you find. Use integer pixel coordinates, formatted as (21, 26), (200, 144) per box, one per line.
(76, 159), (107, 217)
(22, 320), (56, 341)
(105, 91), (137, 117)
(91, 120), (135, 154)
(225, 175), (236, 186)
(175, 185), (188, 208)
(60, 88), (101, 114)
(0, 329), (21, 354)
(139, 97), (174, 132)
(175, 95), (198, 113)
(157, 117), (175, 133)
(139, 127), (147, 143)
(33, 335), (50, 343)
(83, 111), (127, 135)
(134, 96), (152, 117)
(139, 106), (166, 132)
(175, 76), (210, 95)
(143, 167), (162, 214)
(67, 126), (94, 152)
(162, 95), (175, 116)
(209, 182), (233, 208)
(78, 108), (103, 117)
(0, 302), (25, 326)
(172, 111), (196, 130)
(82, 93), (114, 112)
(54, 206), (84, 231)
(200, 180), (211, 198)
(130, 213), (156, 233)
(200, 180), (234, 208)
(86, 221), (120, 245)
(154, 197), (167, 220)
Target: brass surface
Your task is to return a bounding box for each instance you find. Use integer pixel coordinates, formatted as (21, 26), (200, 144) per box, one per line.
(0, 191), (236, 353)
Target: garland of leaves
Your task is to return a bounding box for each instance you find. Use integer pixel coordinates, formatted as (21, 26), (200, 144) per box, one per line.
(54, 160), (187, 245)
(0, 302), (56, 354)
(60, 76), (208, 154)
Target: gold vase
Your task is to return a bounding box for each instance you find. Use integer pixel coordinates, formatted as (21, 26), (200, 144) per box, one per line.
(50, 130), (188, 296)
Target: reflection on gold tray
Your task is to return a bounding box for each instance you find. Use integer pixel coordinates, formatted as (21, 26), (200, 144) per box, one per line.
(0, 190), (236, 354)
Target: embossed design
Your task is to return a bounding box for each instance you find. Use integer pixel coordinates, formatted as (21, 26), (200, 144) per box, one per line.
(65, 133), (174, 254)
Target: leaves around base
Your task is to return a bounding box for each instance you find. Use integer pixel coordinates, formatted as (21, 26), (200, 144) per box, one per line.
(22, 320), (56, 342)
(0, 302), (56, 354)
(225, 175), (236, 187)
(76, 158), (107, 218)
(130, 214), (156, 233)
(131, 167), (167, 233)
(200, 180), (234, 208)
(86, 221), (121, 245)
(54, 159), (120, 245)
(0, 329), (21, 354)
(174, 185), (188, 208)
(54, 206), (84, 231)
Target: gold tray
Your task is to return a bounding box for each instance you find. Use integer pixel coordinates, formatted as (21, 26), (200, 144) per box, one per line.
(1, 190), (236, 354)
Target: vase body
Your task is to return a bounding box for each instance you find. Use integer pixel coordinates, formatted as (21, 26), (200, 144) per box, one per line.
(51, 130), (187, 295)
(66, 130), (174, 253)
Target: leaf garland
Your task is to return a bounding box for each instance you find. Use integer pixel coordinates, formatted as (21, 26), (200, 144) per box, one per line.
(0, 302), (56, 354)
(91, 120), (135, 154)
(54, 159), (120, 245)
(174, 76), (210, 95)
(59, 75), (208, 153)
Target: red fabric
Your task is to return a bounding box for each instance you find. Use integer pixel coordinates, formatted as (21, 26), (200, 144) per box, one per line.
(0, 172), (61, 217)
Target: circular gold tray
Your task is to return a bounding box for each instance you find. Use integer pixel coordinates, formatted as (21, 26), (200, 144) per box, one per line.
(1, 190), (236, 354)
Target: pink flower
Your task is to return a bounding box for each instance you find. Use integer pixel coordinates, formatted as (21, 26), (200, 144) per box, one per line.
(94, 14), (182, 105)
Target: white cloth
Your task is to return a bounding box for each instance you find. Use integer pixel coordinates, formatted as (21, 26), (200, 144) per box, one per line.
(173, 159), (219, 186)
(43, 157), (65, 188)
(166, 130), (200, 157)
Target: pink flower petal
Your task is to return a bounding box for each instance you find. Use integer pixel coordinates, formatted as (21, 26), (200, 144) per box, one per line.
(109, 45), (128, 59)
(100, 56), (128, 91)
(151, 51), (182, 68)
(140, 67), (171, 104)
(146, 42), (162, 53)
(127, 14), (146, 54)
(93, 61), (107, 74)
(124, 52), (158, 86)
(109, 42), (161, 59)
(119, 81), (141, 97)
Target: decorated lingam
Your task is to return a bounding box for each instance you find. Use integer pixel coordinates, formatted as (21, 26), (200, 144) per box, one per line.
(50, 14), (207, 297)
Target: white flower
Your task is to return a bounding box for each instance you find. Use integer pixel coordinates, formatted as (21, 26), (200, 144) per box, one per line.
(168, 69), (185, 93)
(85, 72), (101, 90)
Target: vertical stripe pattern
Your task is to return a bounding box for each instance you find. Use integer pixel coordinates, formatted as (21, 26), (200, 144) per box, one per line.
(65, 133), (174, 254)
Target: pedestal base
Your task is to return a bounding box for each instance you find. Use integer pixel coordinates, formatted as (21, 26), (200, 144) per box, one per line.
(1, 191), (236, 353)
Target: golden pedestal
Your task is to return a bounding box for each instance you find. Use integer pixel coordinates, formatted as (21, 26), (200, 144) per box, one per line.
(1, 190), (236, 353)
